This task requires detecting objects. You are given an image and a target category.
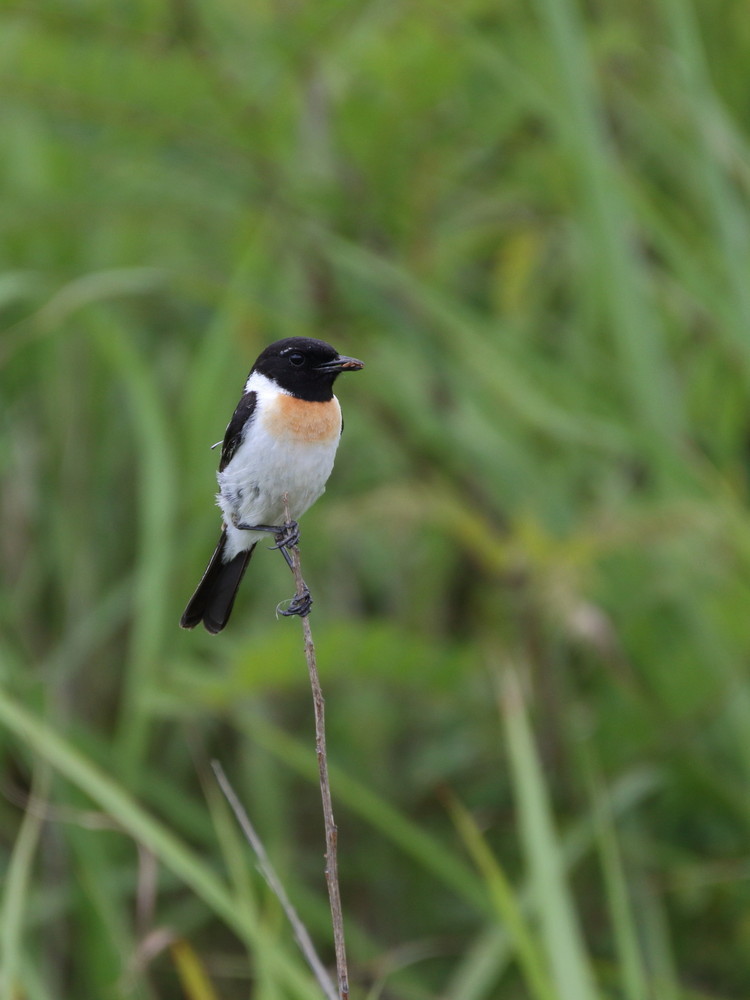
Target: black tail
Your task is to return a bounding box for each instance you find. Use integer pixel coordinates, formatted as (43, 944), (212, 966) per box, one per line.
(180, 530), (255, 634)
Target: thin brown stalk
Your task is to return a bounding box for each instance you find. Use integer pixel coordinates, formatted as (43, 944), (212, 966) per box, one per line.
(282, 494), (350, 1000)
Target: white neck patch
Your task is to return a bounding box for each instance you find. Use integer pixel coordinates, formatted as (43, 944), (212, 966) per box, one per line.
(244, 370), (291, 398)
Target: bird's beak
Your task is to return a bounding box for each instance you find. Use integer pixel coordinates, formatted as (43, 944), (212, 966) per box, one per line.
(316, 355), (365, 373)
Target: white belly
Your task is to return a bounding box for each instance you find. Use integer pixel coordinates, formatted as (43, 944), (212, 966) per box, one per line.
(217, 395), (342, 560)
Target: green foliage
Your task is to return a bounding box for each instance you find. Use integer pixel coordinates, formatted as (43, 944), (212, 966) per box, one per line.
(2, 0), (750, 996)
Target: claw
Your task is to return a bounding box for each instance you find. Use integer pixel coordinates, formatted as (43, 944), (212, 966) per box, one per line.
(271, 520), (301, 551)
(279, 587), (313, 618)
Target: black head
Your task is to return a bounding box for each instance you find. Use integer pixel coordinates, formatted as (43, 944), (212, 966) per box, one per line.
(252, 337), (364, 401)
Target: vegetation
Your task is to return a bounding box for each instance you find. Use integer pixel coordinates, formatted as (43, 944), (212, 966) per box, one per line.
(2, 0), (750, 997)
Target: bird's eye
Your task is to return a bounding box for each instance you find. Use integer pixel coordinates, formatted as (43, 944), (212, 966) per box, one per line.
(289, 353), (305, 367)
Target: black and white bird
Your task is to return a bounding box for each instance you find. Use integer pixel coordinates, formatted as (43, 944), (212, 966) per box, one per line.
(180, 337), (364, 634)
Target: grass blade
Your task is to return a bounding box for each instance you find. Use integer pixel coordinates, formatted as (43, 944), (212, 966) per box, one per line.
(0, 764), (50, 1000)
(500, 669), (599, 1000)
(448, 794), (556, 1000)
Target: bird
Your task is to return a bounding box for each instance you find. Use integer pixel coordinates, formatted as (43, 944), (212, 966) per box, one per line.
(180, 336), (364, 634)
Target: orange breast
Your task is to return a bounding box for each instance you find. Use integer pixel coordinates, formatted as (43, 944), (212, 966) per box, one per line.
(264, 395), (342, 443)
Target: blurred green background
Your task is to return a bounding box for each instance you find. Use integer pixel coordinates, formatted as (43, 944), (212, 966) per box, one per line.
(2, 0), (750, 997)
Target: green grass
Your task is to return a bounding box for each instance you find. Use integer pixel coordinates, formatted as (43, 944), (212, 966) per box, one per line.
(2, 0), (750, 997)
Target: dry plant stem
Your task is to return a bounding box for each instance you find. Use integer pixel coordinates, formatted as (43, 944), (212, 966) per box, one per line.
(211, 761), (338, 1000)
(282, 494), (350, 1000)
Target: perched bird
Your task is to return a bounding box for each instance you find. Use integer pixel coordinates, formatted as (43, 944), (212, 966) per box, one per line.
(180, 337), (364, 634)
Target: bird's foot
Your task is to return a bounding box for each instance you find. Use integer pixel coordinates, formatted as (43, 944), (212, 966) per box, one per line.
(278, 586), (313, 618)
(271, 520), (301, 552)
(231, 517), (301, 559)
(232, 518), (298, 569)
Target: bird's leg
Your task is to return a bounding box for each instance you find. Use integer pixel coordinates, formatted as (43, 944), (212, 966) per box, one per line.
(231, 517), (301, 557)
(232, 515), (312, 617)
(232, 519), (282, 535)
(272, 520), (313, 616)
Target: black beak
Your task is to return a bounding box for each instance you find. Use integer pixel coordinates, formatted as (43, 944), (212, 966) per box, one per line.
(316, 355), (365, 374)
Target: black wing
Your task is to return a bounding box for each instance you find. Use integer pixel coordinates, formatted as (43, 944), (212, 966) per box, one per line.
(218, 391), (257, 472)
